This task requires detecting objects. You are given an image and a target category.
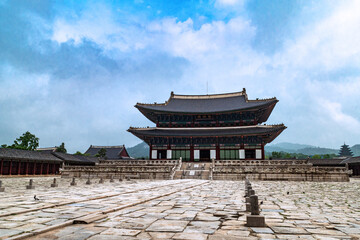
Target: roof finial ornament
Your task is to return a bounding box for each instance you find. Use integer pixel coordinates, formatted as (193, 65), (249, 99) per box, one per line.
(171, 91), (174, 97)
(243, 88), (246, 93)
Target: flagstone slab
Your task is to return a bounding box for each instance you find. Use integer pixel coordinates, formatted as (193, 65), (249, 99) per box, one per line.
(172, 232), (208, 240)
(146, 220), (189, 232)
(0, 228), (23, 238)
(148, 232), (175, 239)
(271, 226), (309, 234)
(100, 228), (141, 236)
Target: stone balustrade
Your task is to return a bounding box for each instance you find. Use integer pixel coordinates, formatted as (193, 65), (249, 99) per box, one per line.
(213, 159), (350, 182)
(62, 159), (179, 180)
(98, 160), (179, 166)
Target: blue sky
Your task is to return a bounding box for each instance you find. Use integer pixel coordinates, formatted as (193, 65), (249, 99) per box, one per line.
(1, 0), (360, 153)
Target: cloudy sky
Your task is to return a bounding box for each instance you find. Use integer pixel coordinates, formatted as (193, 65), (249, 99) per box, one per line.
(1, 0), (360, 153)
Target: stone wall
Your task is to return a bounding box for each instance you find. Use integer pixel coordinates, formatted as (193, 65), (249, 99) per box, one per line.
(61, 159), (179, 180)
(212, 160), (350, 182)
(61, 159), (350, 182)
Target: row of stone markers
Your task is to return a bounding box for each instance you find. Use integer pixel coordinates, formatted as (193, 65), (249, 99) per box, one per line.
(244, 178), (266, 227)
(0, 176), (134, 191)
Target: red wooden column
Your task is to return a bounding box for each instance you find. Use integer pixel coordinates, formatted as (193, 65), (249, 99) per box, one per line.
(261, 144), (265, 160)
(33, 162), (36, 175)
(17, 161), (21, 175)
(9, 161), (12, 175)
(26, 162), (29, 175)
(0, 159), (3, 175)
(46, 163), (49, 174)
(52, 164), (55, 174)
(40, 163), (43, 175)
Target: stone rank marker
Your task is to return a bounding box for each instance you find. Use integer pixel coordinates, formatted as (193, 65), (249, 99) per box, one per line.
(70, 177), (77, 186)
(26, 179), (35, 189)
(110, 175), (114, 183)
(246, 194), (266, 227)
(51, 178), (58, 187)
(99, 178), (104, 184)
(86, 177), (91, 185)
(0, 180), (4, 192)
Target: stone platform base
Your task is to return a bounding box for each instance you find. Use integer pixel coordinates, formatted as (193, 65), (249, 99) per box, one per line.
(246, 215), (266, 227)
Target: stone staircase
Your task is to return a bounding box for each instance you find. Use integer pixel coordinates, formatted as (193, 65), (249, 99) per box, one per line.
(174, 162), (211, 180)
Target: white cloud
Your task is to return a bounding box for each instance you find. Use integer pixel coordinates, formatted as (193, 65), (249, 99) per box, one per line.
(277, 0), (360, 71)
(215, 0), (245, 7)
(3, 0), (360, 150)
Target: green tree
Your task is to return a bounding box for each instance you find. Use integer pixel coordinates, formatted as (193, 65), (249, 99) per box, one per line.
(95, 148), (107, 158)
(74, 151), (83, 155)
(6, 131), (39, 151)
(55, 142), (67, 153)
(312, 154), (321, 159)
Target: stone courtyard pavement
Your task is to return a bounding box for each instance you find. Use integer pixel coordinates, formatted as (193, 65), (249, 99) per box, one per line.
(0, 177), (359, 239)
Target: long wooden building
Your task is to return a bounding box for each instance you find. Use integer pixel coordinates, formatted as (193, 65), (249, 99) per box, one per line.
(128, 89), (286, 161)
(0, 148), (62, 175)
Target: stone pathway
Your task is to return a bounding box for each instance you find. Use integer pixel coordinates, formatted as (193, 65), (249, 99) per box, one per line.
(0, 177), (359, 239)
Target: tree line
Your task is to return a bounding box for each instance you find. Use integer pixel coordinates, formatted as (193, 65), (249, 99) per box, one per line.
(267, 151), (337, 159)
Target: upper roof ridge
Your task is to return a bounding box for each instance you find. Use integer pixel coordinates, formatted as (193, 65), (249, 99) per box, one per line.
(136, 89), (248, 106)
(90, 145), (125, 148)
(172, 89), (246, 100)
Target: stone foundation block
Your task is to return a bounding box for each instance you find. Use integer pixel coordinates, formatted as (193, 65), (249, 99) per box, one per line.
(246, 215), (265, 227)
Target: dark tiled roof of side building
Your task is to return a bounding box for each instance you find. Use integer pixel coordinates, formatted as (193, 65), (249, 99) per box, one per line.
(341, 156), (360, 164)
(51, 152), (98, 165)
(0, 148), (62, 162)
(308, 158), (346, 166)
(84, 145), (129, 159)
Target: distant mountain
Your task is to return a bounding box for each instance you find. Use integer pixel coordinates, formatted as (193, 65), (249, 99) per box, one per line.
(296, 147), (338, 155)
(267, 142), (314, 151)
(127, 142), (149, 159)
(127, 141), (359, 158)
(351, 144), (360, 157)
(265, 142), (338, 156)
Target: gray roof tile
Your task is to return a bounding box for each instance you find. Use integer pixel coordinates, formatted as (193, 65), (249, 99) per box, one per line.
(0, 148), (62, 162)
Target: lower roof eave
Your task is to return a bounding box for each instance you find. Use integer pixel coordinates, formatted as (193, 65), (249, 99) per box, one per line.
(128, 125), (286, 143)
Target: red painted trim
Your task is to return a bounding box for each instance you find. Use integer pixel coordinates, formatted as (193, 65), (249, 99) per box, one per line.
(261, 144), (265, 160)
(26, 162), (29, 175)
(17, 161), (21, 175)
(0, 159), (3, 175)
(46, 163), (49, 174)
